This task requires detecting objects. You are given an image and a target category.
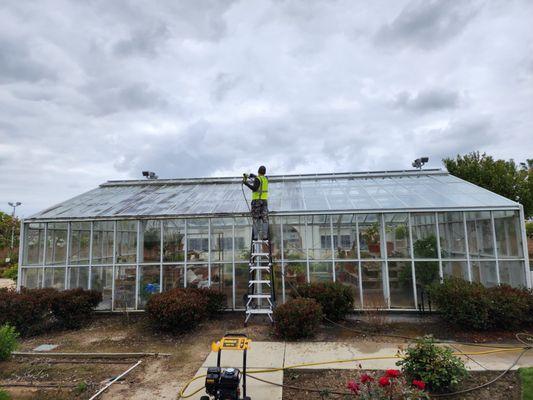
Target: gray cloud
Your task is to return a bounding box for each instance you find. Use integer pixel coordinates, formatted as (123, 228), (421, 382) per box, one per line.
(393, 88), (461, 112)
(0, 0), (532, 216)
(375, 0), (480, 49)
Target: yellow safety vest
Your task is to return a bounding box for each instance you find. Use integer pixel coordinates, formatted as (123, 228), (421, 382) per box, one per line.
(251, 175), (268, 201)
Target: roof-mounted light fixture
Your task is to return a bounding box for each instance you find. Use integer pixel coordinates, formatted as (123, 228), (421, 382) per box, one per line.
(142, 171), (159, 180)
(412, 157), (429, 170)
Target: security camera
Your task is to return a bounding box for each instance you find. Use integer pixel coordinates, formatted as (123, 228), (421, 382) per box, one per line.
(412, 157), (429, 170)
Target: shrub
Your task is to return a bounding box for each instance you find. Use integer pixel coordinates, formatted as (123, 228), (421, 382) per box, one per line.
(0, 324), (19, 361)
(187, 287), (227, 317)
(346, 370), (429, 399)
(1, 264), (18, 280)
(397, 336), (467, 393)
(273, 298), (322, 340)
(526, 221), (533, 239)
(293, 282), (354, 321)
(146, 288), (208, 333)
(0, 289), (50, 336)
(488, 285), (531, 330)
(0, 389), (11, 400)
(50, 289), (102, 329)
(429, 278), (492, 330)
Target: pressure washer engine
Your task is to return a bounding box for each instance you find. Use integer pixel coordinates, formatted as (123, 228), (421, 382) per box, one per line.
(200, 333), (251, 400)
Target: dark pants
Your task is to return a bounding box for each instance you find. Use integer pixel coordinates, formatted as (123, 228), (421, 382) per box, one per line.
(251, 199), (269, 240)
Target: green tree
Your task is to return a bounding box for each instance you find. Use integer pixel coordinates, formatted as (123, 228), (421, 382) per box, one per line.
(0, 212), (20, 264)
(443, 152), (533, 218)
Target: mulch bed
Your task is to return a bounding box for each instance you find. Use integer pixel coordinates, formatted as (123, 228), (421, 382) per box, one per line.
(282, 369), (521, 400)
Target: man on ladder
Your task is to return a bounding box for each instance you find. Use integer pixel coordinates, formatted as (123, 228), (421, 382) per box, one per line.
(242, 166), (274, 324)
(242, 165), (269, 240)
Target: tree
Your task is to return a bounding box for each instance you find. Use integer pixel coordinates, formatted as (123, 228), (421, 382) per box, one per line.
(0, 212), (20, 264)
(443, 152), (533, 218)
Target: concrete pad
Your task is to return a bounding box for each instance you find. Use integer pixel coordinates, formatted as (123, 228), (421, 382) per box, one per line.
(449, 344), (533, 371)
(33, 344), (59, 352)
(201, 341), (285, 369)
(284, 342), (402, 370)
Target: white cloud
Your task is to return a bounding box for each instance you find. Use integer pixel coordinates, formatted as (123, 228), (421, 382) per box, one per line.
(0, 0), (532, 216)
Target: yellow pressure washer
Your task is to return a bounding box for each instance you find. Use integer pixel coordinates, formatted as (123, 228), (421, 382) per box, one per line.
(201, 333), (252, 400)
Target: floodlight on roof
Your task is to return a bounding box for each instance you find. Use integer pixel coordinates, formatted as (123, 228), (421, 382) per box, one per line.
(412, 157), (429, 170)
(142, 171), (158, 180)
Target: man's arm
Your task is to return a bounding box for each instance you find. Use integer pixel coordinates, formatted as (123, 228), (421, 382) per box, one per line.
(243, 174), (260, 191)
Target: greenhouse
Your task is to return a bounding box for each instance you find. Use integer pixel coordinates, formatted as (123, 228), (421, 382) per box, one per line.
(17, 169), (530, 311)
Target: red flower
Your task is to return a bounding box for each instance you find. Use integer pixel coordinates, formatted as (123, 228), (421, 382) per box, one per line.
(360, 373), (374, 384)
(385, 369), (401, 378)
(378, 376), (390, 387)
(347, 380), (360, 393)
(412, 380), (426, 390)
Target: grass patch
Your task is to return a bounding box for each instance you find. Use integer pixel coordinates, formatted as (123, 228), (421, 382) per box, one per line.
(520, 368), (533, 400)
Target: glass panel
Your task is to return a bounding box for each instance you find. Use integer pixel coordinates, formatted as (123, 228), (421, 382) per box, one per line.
(471, 261), (498, 287)
(388, 261), (415, 309)
(234, 217), (252, 262)
(334, 261), (361, 308)
(332, 214), (358, 260)
(210, 263), (232, 308)
(69, 222), (91, 265)
(306, 215), (332, 261)
(309, 262), (333, 283)
(465, 211), (494, 259)
(493, 210), (524, 258)
(22, 268), (43, 289)
(284, 261), (308, 295)
(68, 267), (89, 290)
(235, 263), (249, 308)
(23, 223), (45, 265)
(211, 218), (234, 262)
(138, 265), (160, 308)
(187, 219), (209, 262)
(438, 212), (466, 258)
(384, 213), (410, 258)
(140, 220), (161, 263)
(442, 260), (469, 281)
(186, 264), (209, 288)
(358, 214), (382, 259)
(415, 260), (440, 289)
(361, 261), (386, 308)
(46, 223), (68, 265)
(283, 216), (307, 261)
(114, 265), (136, 309)
(163, 220), (185, 262)
(92, 221), (114, 265)
(116, 221), (137, 264)
(499, 260), (527, 287)
(43, 267), (65, 289)
(91, 266), (113, 310)
(411, 213), (438, 259)
(162, 265), (184, 291)
(270, 216), (282, 261)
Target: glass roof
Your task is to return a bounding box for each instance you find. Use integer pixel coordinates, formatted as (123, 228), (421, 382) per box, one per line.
(28, 170), (519, 220)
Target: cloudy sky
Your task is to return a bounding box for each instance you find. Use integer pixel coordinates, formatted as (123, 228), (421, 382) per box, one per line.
(1, 0), (532, 216)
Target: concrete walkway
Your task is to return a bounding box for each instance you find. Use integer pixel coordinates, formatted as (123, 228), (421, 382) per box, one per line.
(185, 341), (533, 400)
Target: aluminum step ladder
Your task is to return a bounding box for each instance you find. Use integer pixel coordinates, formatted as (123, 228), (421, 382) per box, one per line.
(244, 236), (276, 325)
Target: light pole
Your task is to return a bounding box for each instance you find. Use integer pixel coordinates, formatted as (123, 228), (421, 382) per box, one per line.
(8, 202), (21, 251)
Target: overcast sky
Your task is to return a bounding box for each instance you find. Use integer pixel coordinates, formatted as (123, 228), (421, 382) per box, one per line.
(1, 0), (532, 216)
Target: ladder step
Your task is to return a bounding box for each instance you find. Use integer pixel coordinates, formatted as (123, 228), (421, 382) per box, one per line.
(251, 253), (270, 257)
(250, 266), (270, 271)
(252, 240), (270, 244)
(248, 294), (271, 299)
(246, 309), (272, 314)
(249, 280), (271, 285)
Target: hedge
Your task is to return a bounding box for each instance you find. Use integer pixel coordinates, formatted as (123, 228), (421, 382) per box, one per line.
(293, 282), (354, 321)
(274, 298), (323, 340)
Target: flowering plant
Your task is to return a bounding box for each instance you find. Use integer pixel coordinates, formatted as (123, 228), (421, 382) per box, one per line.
(346, 370), (429, 399)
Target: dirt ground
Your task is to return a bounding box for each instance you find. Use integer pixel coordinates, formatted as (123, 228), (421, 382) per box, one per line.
(0, 312), (529, 399)
(282, 369), (521, 400)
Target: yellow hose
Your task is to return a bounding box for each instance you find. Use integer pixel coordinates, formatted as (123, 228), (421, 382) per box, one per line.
(176, 345), (527, 399)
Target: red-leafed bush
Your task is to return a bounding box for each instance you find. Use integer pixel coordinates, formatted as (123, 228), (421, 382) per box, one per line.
(487, 284), (531, 330)
(292, 282), (354, 321)
(50, 288), (102, 329)
(186, 287), (227, 317)
(145, 288), (209, 333)
(346, 370), (429, 399)
(273, 298), (323, 340)
(0, 288), (50, 336)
